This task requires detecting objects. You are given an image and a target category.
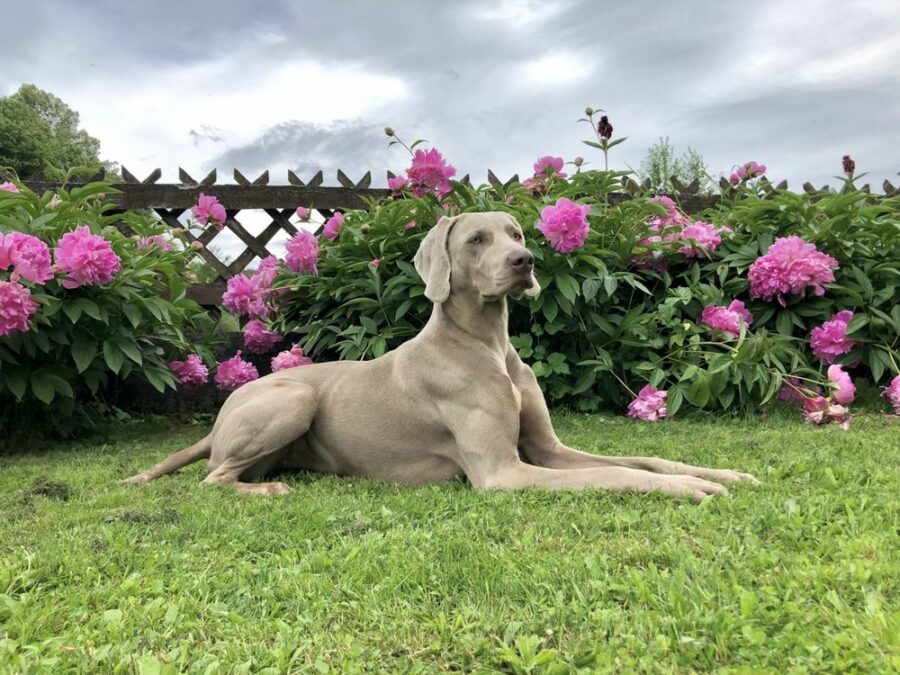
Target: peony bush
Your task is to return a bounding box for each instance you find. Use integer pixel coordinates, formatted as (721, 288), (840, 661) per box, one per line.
(0, 179), (219, 436)
(268, 143), (899, 426)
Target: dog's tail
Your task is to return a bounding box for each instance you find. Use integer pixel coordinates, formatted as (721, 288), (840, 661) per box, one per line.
(122, 434), (212, 484)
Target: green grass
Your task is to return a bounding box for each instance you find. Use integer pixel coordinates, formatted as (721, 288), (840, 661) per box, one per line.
(1, 413), (898, 673)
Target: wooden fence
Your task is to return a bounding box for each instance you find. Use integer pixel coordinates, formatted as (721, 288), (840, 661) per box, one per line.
(22, 167), (900, 306)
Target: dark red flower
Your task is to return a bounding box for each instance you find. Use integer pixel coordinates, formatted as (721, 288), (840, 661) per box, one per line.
(597, 116), (613, 140)
(842, 155), (855, 174)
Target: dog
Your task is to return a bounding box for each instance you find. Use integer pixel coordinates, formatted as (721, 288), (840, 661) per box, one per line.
(125, 212), (757, 499)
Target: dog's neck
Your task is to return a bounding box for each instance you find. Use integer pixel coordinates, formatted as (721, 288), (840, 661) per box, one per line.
(430, 291), (509, 356)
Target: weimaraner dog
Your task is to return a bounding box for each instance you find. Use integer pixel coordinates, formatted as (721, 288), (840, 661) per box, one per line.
(126, 212), (757, 499)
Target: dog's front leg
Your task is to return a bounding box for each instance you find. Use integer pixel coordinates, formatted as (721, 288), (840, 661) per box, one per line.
(449, 408), (728, 501)
(511, 355), (757, 484)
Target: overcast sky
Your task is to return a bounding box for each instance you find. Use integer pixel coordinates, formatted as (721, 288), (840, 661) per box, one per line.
(5, 1), (899, 192)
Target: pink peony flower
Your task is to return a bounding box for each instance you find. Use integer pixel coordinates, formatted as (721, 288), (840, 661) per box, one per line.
(405, 220), (417, 230)
(827, 364), (855, 404)
(747, 236), (839, 306)
(243, 319), (281, 353)
(136, 235), (173, 251)
(295, 207), (311, 221)
(168, 354), (209, 388)
(253, 255), (280, 289)
(214, 351), (259, 390)
(677, 221), (727, 257)
(533, 156), (567, 179)
(647, 195), (691, 232)
(0, 280), (39, 336)
(729, 173), (740, 185)
(746, 161), (766, 177)
(371, 258), (380, 267)
(700, 299), (753, 338)
(285, 230), (319, 274)
(271, 343), (314, 372)
(0, 232), (53, 284)
(222, 274), (269, 318)
(191, 193), (227, 230)
(536, 198), (591, 253)
(810, 310), (859, 364)
(388, 176), (409, 192)
(0, 182), (19, 193)
(882, 375), (900, 414)
(802, 395), (851, 429)
(322, 212), (344, 241)
(406, 148), (456, 198)
(54, 226), (121, 288)
(627, 384), (668, 422)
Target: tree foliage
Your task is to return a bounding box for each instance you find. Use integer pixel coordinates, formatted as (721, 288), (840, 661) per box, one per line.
(0, 84), (107, 180)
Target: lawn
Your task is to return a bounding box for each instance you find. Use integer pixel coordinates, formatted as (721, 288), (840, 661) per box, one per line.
(0, 413), (897, 673)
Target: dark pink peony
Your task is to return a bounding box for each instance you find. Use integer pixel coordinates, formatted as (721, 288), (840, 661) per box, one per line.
(285, 230), (319, 274)
(0, 182), (19, 193)
(406, 148), (456, 198)
(627, 384), (668, 421)
(222, 274), (269, 318)
(827, 364), (855, 404)
(700, 300), (753, 338)
(0, 280), (39, 336)
(883, 375), (900, 414)
(322, 212), (344, 241)
(537, 198), (590, 253)
(137, 235), (173, 251)
(387, 176), (409, 192)
(678, 221), (729, 257)
(747, 236), (839, 306)
(191, 193), (226, 230)
(169, 354), (209, 388)
(243, 319), (281, 353)
(54, 226), (121, 288)
(271, 343), (314, 372)
(0, 232), (53, 284)
(295, 207), (311, 221)
(214, 351), (259, 390)
(810, 310), (859, 364)
(532, 156), (567, 179)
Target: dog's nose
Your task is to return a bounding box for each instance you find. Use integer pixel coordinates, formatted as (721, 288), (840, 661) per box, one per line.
(507, 251), (535, 270)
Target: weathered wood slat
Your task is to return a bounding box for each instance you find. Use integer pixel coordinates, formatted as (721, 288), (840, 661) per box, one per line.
(142, 169), (162, 184)
(336, 169), (355, 188)
(20, 183), (390, 209)
(201, 169), (217, 186)
(179, 167), (197, 186)
(252, 170), (269, 186)
(186, 281), (226, 306)
(233, 169), (250, 186)
(287, 170), (304, 186)
(307, 171), (324, 188)
(121, 166), (139, 183)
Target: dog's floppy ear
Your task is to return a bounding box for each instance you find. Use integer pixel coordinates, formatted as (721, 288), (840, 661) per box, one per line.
(414, 216), (456, 303)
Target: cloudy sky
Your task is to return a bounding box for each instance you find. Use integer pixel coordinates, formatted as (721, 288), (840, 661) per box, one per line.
(5, 1), (900, 192)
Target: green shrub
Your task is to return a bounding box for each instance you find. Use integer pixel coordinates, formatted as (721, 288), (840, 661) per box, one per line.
(274, 172), (899, 416)
(0, 181), (218, 437)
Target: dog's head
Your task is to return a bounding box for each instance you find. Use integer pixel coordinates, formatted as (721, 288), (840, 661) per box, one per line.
(414, 212), (540, 304)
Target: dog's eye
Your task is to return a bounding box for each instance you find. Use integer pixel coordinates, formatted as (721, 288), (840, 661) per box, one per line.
(469, 236), (482, 245)
(512, 232), (523, 241)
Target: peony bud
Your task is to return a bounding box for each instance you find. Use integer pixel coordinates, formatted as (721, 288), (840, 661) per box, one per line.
(573, 156), (584, 167)
(842, 155), (855, 174)
(584, 107), (594, 116)
(190, 241), (204, 251)
(597, 116), (613, 140)
(384, 127), (395, 137)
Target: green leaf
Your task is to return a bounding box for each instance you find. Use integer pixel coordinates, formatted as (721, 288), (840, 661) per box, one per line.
(123, 303), (142, 329)
(63, 302), (83, 323)
(30, 373), (55, 405)
(114, 337), (143, 365)
(71, 338), (97, 373)
(103, 340), (124, 374)
(4, 369), (27, 400)
(776, 311), (794, 336)
(542, 296), (558, 323)
(582, 278), (599, 302)
(685, 372), (710, 408)
(845, 313), (869, 335)
(555, 273), (579, 303)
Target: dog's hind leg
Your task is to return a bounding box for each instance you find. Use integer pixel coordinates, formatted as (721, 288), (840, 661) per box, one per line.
(202, 381), (318, 496)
